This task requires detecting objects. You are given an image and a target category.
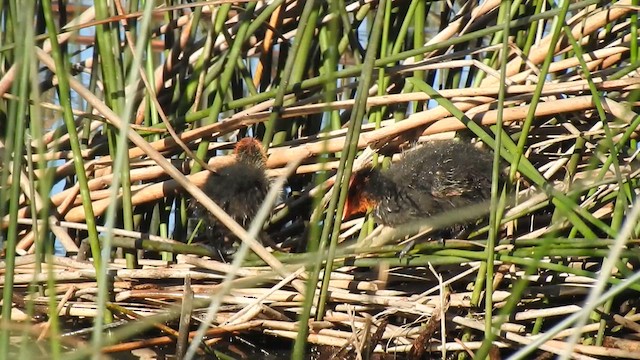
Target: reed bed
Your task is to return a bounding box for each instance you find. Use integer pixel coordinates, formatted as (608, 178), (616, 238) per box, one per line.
(1, 0), (640, 359)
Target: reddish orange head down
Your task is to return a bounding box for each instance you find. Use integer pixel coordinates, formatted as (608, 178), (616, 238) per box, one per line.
(343, 168), (380, 221)
(234, 137), (267, 167)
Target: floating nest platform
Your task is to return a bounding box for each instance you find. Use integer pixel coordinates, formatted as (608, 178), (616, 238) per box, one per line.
(5, 233), (640, 359)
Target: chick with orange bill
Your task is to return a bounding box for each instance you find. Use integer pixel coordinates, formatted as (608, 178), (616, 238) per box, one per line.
(343, 140), (496, 237)
(189, 138), (270, 255)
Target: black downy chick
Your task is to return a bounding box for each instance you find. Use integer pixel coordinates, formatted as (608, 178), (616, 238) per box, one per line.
(344, 140), (497, 237)
(189, 138), (270, 254)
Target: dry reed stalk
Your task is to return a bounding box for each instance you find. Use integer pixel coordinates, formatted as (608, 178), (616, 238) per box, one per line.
(324, 311), (415, 341)
(37, 285), (76, 340)
(0, 6), (96, 97)
(264, 329), (349, 347)
(223, 267), (304, 325)
(109, 303), (180, 338)
(611, 314), (640, 333)
(100, 319), (266, 353)
(553, 314), (640, 339)
(601, 337), (640, 355)
(483, 1), (635, 85)
(177, 254), (266, 277)
(48, 282), (112, 294)
(453, 316), (591, 359)
(175, 274), (192, 358)
(5, 271), (89, 285)
(386, 341), (510, 353)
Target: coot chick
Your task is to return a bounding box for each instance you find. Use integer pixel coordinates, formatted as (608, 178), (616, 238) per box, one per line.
(343, 140), (496, 236)
(189, 138), (270, 253)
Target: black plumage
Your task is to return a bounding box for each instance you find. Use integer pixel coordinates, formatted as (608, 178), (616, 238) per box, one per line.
(190, 138), (269, 251)
(344, 140), (497, 233)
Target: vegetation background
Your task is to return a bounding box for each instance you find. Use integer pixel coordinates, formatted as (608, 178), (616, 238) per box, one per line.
(1, 0), (640, 359)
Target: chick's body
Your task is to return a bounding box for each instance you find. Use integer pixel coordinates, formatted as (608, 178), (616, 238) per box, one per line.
(202, 159), (269, 228)
(346, 140), (495, 230)
(191, 138), (269, 250)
